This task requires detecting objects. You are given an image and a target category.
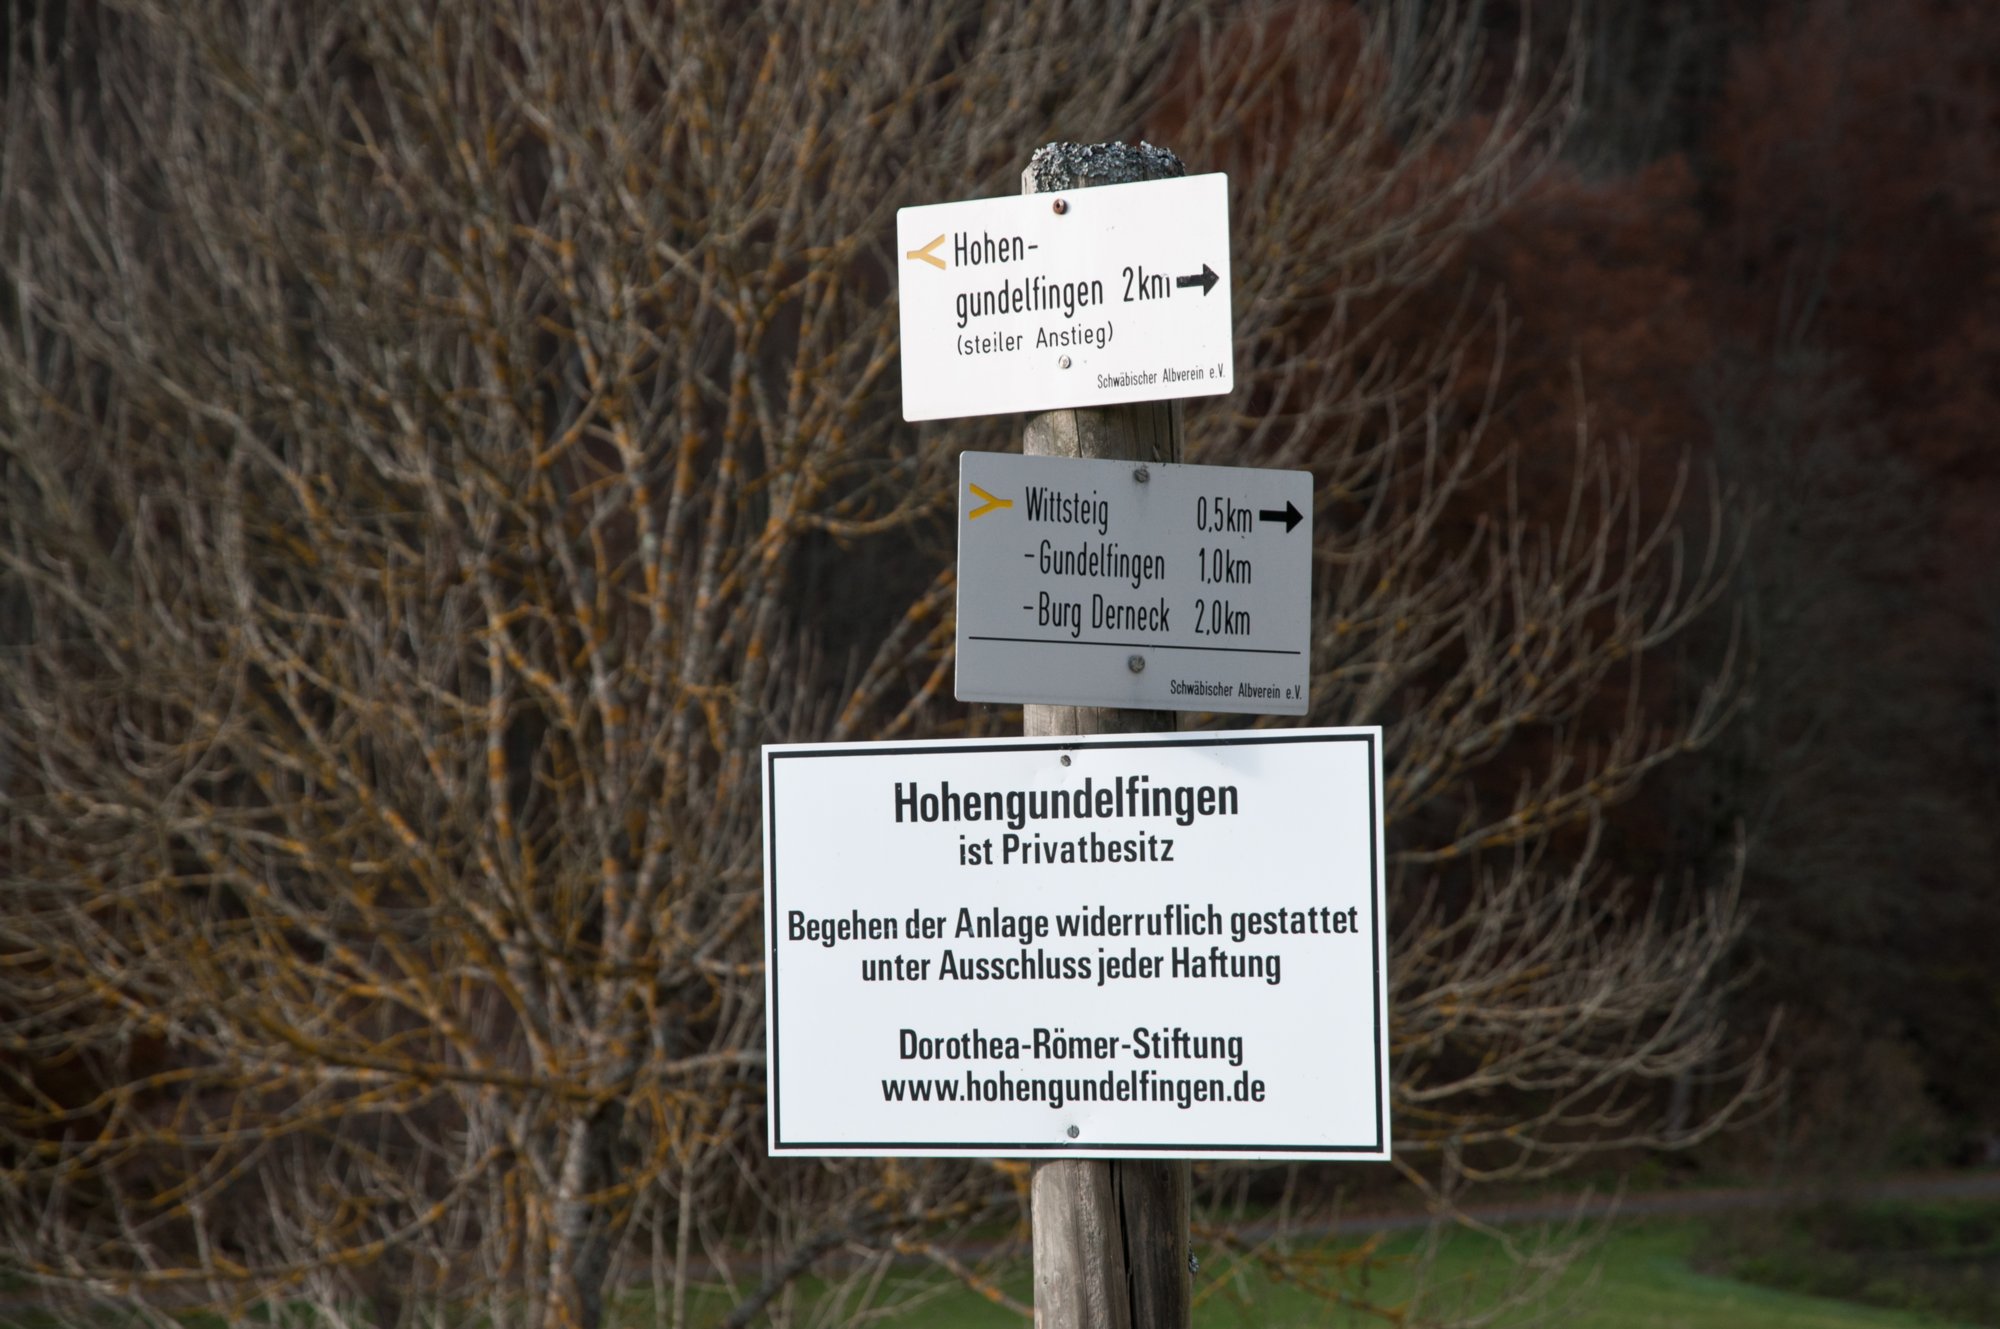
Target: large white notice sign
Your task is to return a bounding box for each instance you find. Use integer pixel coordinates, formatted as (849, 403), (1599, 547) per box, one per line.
(761, 728), (1389, 1160)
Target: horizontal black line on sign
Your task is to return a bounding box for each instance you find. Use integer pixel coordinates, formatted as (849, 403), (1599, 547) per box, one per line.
(765, 732), (1374, 760)
(771, 1140), (1384, 1154)
(965, 635), (1301, 657)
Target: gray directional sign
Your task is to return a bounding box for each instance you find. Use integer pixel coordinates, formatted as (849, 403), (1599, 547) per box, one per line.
(955, 452), (1311, 715)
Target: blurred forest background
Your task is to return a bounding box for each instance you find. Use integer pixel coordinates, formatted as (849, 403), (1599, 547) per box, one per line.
(1, 1), (1995, 1327)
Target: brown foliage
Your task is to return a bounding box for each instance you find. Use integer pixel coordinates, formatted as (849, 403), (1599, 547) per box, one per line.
(1694, 0), (2000, 1143)
(1157, 3), (1766, 1189)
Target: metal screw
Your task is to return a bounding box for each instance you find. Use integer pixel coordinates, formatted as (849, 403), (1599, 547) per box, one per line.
(1066, 1125), (1080, 1138)
(1052, 198), (1068, 215)
(1133, 465), (1150, 483)
(1189, 1254), (1200, 1275)
(1127, 655), (1145, 674)
(1059, 355), (1072, 369)
(1060, 754), (1072, 766)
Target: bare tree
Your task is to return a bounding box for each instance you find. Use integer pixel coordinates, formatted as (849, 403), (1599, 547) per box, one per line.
(0, 3), (1160, 1324)
(1163, 0), (1768, 1188)
(2, 2), (1763, 1327)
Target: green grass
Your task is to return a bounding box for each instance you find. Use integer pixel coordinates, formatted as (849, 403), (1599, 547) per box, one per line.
(856, 1219), (1991, 1329)
(696, 1218), (1987, 1328)
(1703, 1198), (2000, 1326)
(6, 1216), (1986, 1329)
(1186, 1221), (1982, 1329)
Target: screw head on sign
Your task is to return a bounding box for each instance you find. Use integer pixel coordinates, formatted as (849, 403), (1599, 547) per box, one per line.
(1128, 655), (1145, 674)
(1134, 465), (1150, 483)
(1059, 355), (1072, 369)
(1067, 1125), (1079, 1138)
(1052, 198), (1068, 215)
(1060, 754), (1072, 766)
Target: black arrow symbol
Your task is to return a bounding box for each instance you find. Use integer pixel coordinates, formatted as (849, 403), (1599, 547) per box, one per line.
(1174, 263), (1219, 297)
(1259, 501), (1303, 533)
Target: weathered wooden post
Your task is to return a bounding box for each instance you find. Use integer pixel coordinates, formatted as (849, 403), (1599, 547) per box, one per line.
(1020, 140), (1192, 1329)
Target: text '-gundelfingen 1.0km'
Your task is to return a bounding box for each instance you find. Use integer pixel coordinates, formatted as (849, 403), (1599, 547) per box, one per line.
(955, 451), (1311, 715)
(760, 728), (1390, 1160)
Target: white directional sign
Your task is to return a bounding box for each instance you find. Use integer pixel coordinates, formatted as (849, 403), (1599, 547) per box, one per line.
(955, 451), (1311, 715)
(762, 728), (1389, 1159)
(896, 174), (1232, 422)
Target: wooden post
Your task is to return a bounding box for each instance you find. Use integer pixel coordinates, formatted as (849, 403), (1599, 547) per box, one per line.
(1021, 141), (1192, 1329)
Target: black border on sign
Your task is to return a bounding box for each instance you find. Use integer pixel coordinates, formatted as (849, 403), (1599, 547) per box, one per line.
(764, 730), (1387, 1157)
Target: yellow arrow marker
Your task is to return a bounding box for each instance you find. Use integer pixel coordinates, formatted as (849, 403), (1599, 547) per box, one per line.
(906, 234), (947, 270)
(967, 484), (1012, 519)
